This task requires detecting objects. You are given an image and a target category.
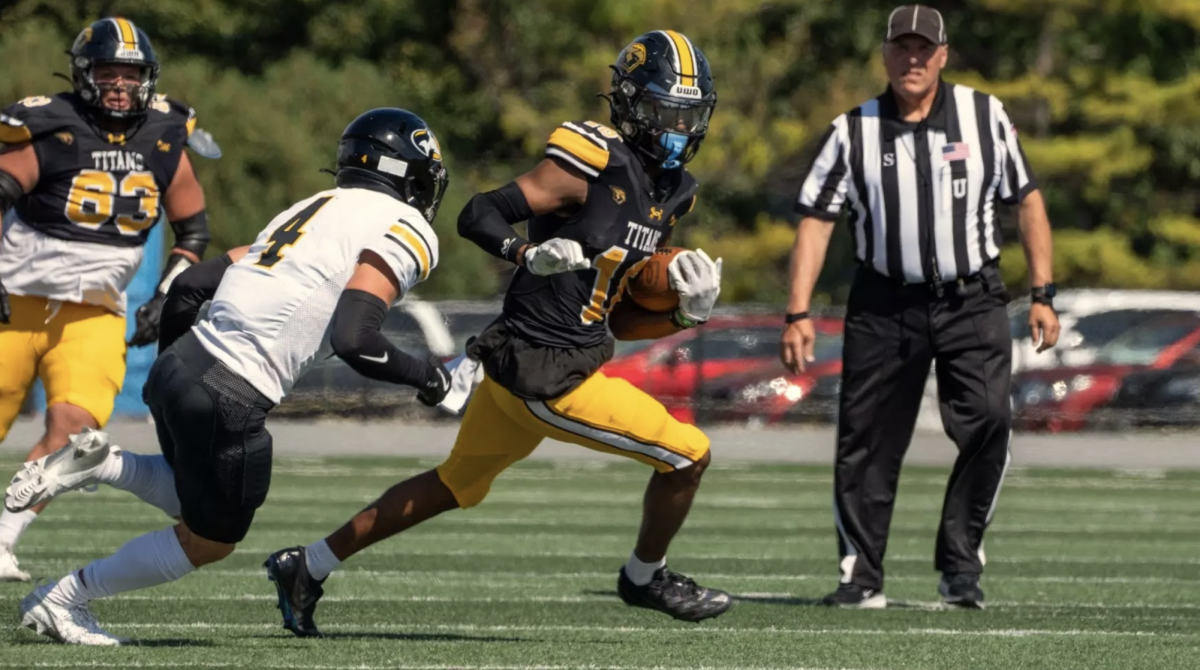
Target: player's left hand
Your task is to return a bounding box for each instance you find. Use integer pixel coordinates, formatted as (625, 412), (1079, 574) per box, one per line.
(1029, 303), (1060, 353)
(128, 292), (167, 347)
(668, 249), (722, 324)
(416, 356), (451, 407)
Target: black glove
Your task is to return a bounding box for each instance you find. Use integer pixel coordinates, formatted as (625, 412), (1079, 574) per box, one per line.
(416, 356), (451, 407)
(0, 277), (10, 325)
(127, 292), (167, 347)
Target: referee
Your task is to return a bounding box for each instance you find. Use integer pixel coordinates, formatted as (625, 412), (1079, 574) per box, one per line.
(779, 4), (1060, 609)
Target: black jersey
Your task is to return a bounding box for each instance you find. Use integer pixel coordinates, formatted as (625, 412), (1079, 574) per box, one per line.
(0, 92), (193, 247)
(503, 120), (698, 350)
(470, 120), (699, 400)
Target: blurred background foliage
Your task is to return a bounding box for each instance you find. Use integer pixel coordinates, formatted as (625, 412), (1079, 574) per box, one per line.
(1, 0), (1197, 304)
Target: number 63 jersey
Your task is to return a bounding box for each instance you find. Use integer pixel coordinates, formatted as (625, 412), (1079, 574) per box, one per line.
(192, 187), (438, 404)
(0, 92), (195, 315)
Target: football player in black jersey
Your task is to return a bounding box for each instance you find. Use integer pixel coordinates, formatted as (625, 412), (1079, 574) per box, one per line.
(264, 31), (729, 636)
(0, 17), (216, 581)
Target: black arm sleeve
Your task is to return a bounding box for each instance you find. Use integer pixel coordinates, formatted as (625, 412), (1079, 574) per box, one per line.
(168, 210), (211, 258)
(457, 181), (535, 264)
(157, 253), (232, 354)
(0, 168), (22, 216)
(329, 289), (436, 390)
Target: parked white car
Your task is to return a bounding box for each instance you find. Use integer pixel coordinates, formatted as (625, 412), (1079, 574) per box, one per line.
(1008, 289), (1200, 372)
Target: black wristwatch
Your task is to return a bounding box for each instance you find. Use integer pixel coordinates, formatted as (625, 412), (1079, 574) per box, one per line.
(1030, 283), (1056, 306)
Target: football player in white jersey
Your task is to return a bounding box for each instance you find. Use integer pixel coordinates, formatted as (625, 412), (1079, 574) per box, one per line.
(6, 108), (452, 646)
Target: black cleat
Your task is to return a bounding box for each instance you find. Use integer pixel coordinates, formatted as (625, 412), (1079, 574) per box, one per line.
(617, 566), (731, 623)
(264, 547), (326, 638)
(939, 572), (985, 609)
(822, 583), (887, 609)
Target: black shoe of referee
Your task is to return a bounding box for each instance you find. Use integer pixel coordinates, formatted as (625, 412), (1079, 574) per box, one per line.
(617, 566), (732, 622)
(822, 582), (887, 609)
(939, 572), (985, 609)
(265, 547), (327, 638)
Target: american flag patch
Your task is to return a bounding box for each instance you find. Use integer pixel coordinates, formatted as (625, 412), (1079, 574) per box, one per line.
(942, 142), (971, 162)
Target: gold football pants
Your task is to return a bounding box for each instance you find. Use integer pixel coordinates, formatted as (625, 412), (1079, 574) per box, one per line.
(0, 294), (127, 443)
(437, 372), (710, 508)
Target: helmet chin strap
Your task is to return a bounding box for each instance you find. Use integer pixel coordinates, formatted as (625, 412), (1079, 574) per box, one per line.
(658, 132), (687, 169)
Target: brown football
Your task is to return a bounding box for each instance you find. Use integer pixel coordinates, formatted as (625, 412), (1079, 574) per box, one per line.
(627, 246), (685, 313)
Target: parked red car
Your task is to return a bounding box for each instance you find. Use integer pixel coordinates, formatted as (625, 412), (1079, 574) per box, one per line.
(695, 330), (845, 425)
(603, 316), (843, 424)
(1012, 313), (1200, 432)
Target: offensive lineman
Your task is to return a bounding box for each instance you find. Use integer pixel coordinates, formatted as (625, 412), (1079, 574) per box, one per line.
(0, 17), (218, 581)
(9, 108), (452, 645)
(264, 31), (729, 636)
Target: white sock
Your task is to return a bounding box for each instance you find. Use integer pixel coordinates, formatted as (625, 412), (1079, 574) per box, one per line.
(97, 450), (180, 517)
(304, 539), (340, 581)
(47, 527), (194, 608)
(624, 551), (666, 586)
(0, 509), (38, 551)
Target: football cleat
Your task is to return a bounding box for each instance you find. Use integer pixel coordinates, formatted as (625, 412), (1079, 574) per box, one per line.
(5, 428), (117, 513)
(821, 583), (887, 609)
(617, 566), (731, 623)
(264, 547), (326, 638)
(18, 582), (129, 646)
(0, 546), (31, 582)
(939, 572), (985, 609)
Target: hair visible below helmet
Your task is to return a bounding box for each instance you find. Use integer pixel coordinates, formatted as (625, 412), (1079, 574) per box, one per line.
(609, 31), (717, 170)
(334, 108), (450, 224)
(70, 17), (160, 121)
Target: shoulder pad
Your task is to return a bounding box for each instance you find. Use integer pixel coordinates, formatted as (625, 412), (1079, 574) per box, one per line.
(545, 120), (622, 178)
(0, 94), (79, 144)
(149, 94), (221, 159)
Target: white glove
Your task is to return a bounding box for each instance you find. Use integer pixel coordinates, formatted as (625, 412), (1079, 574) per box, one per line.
(436, 352), (484, 415)
(668, 248), (722, 324)
(523, 238), (591, 276)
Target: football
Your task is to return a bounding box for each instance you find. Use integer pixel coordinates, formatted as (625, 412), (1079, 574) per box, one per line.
(628, 246), (686, 313)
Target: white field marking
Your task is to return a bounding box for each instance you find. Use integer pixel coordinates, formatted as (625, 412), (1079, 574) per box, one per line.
(7, 591), (1198, 613)
(80, 622), (1189, 638)
(22, 531), (1200, 552)
(266, 465), (1200, 490)
(75, 489), (1196, 514)
(22, 544), (1200, 568)
(85, 569), (1197, 585)
(1, 665), (868, 670)
(31, 512), (1195, 537)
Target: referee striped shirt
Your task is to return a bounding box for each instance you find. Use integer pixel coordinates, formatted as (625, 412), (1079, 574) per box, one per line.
(795, 80), (1037, 284)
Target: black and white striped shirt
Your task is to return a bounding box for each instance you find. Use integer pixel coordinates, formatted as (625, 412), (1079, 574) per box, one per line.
(795, 80), (1036, 284)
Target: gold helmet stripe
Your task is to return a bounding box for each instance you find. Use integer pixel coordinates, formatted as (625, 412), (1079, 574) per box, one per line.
(663, 30), (696, 86)
(112, 17), (138, 48)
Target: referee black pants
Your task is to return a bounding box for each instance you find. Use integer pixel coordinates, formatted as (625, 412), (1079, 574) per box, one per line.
(833, 263), (1012, 591)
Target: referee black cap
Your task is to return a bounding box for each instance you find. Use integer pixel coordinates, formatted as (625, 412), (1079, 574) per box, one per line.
(886, 4), (947, 45)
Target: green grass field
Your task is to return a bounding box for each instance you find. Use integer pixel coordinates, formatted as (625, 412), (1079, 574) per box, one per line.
(1, 454), (1198, 670)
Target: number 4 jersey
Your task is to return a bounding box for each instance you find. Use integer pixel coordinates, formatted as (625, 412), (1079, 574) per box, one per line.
(192, 187), (439, 404)
(0, 92), (196, 315)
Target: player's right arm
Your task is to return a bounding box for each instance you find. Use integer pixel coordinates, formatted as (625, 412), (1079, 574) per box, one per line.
(0, 142), (39, 323)
(457, 122), (608, 274)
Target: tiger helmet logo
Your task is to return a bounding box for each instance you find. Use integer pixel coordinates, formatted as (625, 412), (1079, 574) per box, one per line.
(621, 43), (647, 73)
(411, 128), (442, 161)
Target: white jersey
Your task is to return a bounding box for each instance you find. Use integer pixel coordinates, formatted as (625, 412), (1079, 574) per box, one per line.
(192, 187), (438, 403)
(0, 216), (145, 315)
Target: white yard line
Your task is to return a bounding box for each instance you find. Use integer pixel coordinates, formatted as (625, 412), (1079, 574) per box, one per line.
(67, 622), (1186, 638)
(14, 666), (871, 670)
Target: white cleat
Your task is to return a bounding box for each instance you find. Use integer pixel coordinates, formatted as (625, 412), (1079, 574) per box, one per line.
(5, 428), (119, 513)
(0, 546), (31, 582)
(18, 582), (129, 646)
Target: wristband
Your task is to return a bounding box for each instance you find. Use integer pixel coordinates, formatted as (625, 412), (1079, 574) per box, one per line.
(785, 312), (810, 324)
(671, 309), (700, 329)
